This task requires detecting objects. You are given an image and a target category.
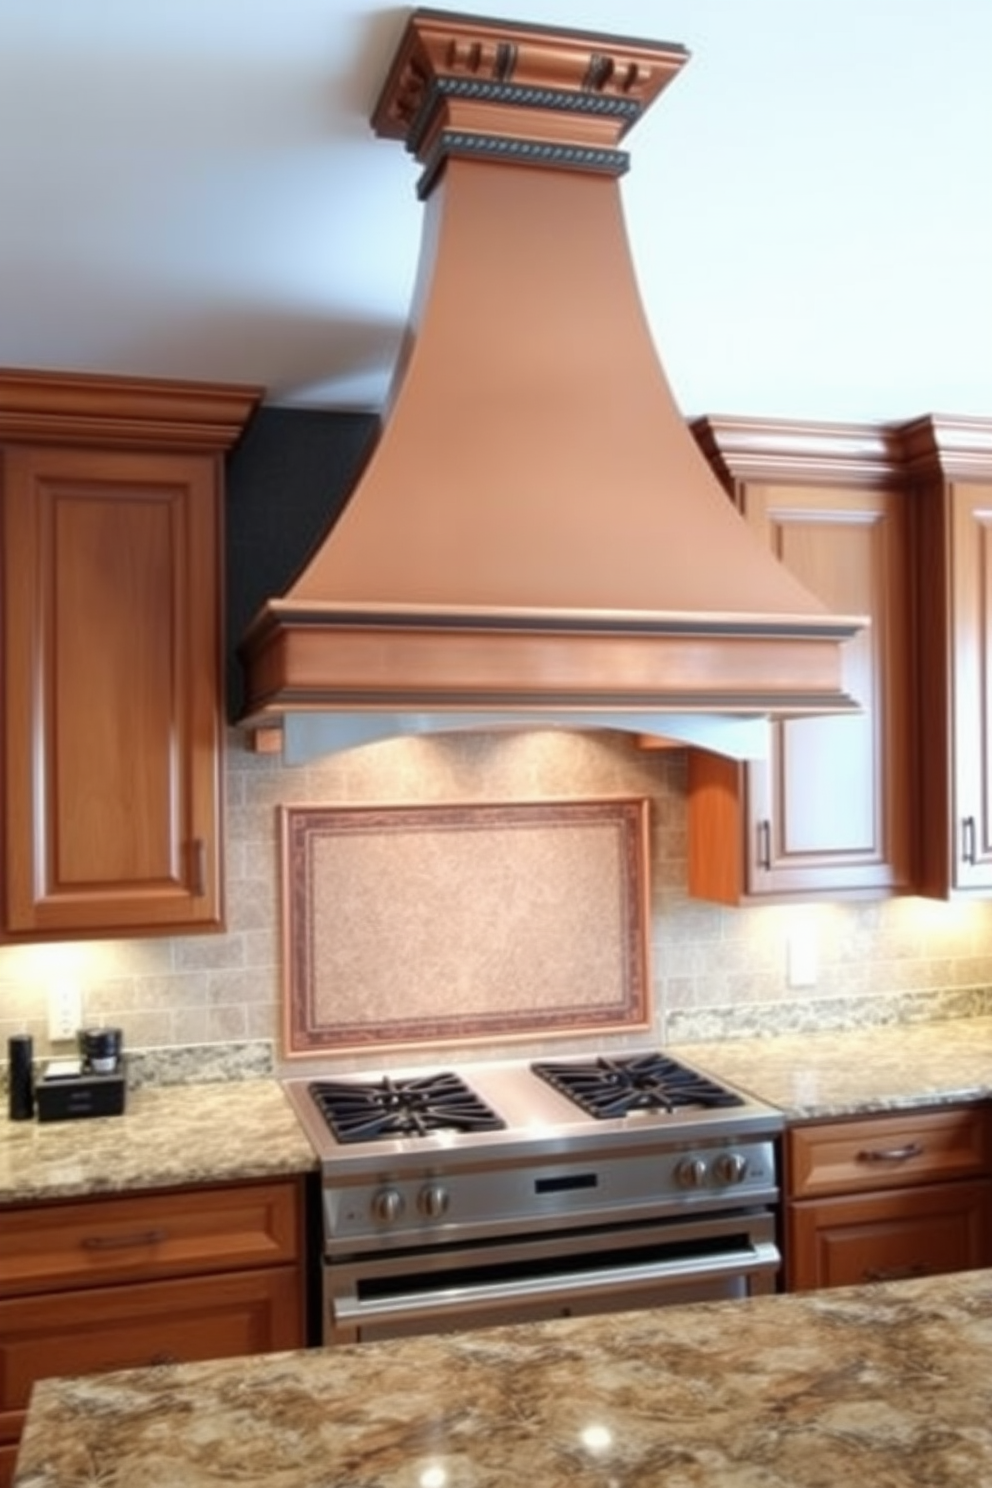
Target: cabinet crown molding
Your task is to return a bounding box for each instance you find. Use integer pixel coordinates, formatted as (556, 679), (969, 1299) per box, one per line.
(897, 414), (992, 481)
(692, 413), (992, 488)
(0, 368), (262, 451)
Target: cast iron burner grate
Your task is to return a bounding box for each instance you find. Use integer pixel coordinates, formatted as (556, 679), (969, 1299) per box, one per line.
(532, 1052), (745, 1120)
(309, 1072), (506, 1144)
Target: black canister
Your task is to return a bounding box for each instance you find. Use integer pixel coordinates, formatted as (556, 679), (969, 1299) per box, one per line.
(8, 1034), (34, 1120)
(79, 1026), (123, 1074)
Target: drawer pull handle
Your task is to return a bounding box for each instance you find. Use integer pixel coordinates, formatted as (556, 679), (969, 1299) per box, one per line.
(864, 1262), (930, 1283)
(757, 819), (771, 870)
(81, 1228), (168, 1252)
(856, 1142), (924, 1164)
(963, 815), (977, 865)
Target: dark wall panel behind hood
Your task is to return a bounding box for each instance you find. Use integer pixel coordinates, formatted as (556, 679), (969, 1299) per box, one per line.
(225, 406), (378, 720)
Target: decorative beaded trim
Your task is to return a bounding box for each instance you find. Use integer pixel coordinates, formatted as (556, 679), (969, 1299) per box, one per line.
(405, 76), (639, 195)
(417, 131), (629, 197)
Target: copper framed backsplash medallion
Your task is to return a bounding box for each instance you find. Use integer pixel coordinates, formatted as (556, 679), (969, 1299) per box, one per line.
(280, 797), (651, 1056)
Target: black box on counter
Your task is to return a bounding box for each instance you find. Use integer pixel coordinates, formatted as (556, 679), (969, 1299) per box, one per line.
(35, 1060), (126, 1122)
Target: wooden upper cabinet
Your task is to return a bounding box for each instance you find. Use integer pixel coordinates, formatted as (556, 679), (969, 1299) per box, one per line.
(686, 417), (914, 903)
(907, 417), (992, 895)
(0, 370), (260, 938)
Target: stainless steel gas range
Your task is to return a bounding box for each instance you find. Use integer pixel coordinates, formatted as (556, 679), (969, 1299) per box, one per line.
(283, 1050), (784, 1345)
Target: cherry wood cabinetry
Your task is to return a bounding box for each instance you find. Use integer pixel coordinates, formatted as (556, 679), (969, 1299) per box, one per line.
(904, 417), (992, 895)
(685, 417), (914, 903)
(0, 370), (260, 937)
(785, 1105), (992, 1292)
(0, 1177), (306, 1485)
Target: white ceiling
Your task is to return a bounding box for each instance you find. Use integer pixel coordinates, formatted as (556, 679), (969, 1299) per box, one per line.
(1, 0), (989, 422)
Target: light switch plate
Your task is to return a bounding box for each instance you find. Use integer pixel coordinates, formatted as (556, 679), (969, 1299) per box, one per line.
(786, 931), (817, 988)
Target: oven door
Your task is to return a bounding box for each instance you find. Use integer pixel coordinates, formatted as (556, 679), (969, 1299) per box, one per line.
(325, 1209), (780, 1344)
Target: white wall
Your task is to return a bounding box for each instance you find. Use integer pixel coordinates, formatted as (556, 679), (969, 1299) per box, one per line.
(0, 0), (988, 420)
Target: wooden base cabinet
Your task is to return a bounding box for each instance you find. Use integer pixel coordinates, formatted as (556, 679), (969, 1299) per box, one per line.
(687, 417), (914, 903)
(0, 370), (260, 938)
(785, 1106), (992, 1293)
(0, 1177), (306, 1486)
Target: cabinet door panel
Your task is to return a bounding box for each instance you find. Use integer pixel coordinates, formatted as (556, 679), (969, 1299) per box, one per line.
(2, 444), (222, 933)
(687, 418), (914, 906)
(54, 485), (179, 883)
(0, 1265), (303, 1419)
(949, 485), (992, 885)
(787, 1181), (990, 1292)
(0, 1441), (16, 1488)
(745, 486), (910, 895)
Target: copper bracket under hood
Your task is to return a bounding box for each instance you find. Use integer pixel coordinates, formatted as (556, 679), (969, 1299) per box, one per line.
(237, 10), (864, 751)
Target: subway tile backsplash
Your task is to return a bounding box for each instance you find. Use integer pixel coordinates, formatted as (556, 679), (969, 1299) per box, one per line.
(4, 727), (992, 1073)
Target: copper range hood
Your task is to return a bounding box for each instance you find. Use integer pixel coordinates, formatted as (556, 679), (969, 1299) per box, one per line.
(238, 9), (864, 764)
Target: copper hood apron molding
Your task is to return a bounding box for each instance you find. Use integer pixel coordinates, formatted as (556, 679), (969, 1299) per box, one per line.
(237, 9), (865, 764)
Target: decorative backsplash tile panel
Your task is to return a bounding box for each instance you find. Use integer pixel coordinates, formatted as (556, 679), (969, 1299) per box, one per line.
(281, 798), (650, 1055)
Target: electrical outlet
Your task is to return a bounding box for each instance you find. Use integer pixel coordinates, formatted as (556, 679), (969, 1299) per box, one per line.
(47, 982), (82, 1042)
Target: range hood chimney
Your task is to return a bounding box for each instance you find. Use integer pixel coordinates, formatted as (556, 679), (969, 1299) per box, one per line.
(238, 9), (864, 764)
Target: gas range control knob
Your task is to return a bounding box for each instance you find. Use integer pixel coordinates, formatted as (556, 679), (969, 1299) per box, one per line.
(675, 1157), (708, 1189)
(417, 1184), (450, 1220)
(712, 1152), (749, 1185)
(371, 1188), (405, 1225)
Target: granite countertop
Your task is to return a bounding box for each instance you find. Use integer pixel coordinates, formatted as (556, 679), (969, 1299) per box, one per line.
(6, 1016), (992, 1208)
(675, 1015), (992, 1120)
(0, 1080), (317, 1204)
(14, 1268), (992, 1487)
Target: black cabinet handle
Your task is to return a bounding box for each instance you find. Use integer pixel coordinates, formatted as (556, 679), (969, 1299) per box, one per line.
(191, 838), (207, 897)
(757, 820), (771, 870)
(962, 816), (977, 865)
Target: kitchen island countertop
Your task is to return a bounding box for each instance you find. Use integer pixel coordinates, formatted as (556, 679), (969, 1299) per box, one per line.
(15, 1267), (992, 1487)
(0, 1079), (317, 1204)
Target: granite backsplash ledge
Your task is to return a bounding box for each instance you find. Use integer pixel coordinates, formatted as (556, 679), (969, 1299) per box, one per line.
(0, 1041), (276, 1099)
(666, 982), (992, 1044)
(122, 1040), (275, 1086)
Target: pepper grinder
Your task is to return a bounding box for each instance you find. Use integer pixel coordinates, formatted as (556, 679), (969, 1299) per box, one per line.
(8, 1034), (34, 1120)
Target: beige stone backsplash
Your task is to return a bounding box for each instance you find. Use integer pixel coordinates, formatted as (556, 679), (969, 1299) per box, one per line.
(3, 726), (992, 1076)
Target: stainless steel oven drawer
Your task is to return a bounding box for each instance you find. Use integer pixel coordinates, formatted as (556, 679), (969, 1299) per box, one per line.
(324, 1209), (780, 1344)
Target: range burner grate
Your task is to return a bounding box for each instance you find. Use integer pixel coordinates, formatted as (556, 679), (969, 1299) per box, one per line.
(310, 1071), (506, 1144)
(532, 1052), (745, 1120)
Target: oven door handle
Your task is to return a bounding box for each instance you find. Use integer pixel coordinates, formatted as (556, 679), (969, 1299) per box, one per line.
(332, 1241), (781, 1326)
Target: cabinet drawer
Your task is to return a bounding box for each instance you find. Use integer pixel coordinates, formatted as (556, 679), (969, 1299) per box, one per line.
(787, 1107), (991, 1200)
(0, 1179), (301, 1297)
(0, 1264), (303, 1425)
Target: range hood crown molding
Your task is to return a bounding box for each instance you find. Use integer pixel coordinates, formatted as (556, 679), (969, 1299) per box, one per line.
(237, 9), (865, 756)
